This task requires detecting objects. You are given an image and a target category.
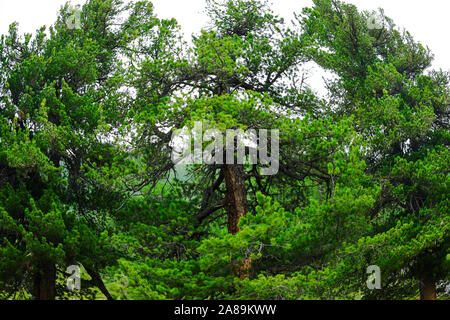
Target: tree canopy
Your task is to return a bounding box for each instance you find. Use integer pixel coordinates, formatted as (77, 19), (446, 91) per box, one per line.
(0, 0), (448, 300)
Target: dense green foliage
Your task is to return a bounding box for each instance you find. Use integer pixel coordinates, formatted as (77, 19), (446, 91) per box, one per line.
(0, 0), (448, 300)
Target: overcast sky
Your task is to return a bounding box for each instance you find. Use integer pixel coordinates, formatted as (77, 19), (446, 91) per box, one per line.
(1, 0), (449, 72)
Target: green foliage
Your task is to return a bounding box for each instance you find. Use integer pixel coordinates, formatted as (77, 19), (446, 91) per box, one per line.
(0, 0), (448, 300)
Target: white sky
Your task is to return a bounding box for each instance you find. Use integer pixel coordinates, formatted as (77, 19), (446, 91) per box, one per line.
(0, 0), (449, 72)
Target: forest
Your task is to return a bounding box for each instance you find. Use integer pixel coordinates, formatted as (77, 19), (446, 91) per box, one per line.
(0, 0), (448, 300)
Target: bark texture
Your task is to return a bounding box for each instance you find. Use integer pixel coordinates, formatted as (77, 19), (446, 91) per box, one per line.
(33, 263), (56, 300)
(224, 165), (247, 235)
(223, 164), (252, 278)
(420, 280), (437, 300)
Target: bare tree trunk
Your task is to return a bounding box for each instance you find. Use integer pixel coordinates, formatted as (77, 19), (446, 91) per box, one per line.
(223, 165), (252, 278)
(224, 165), (247, 235)
(33, 263), (56, 300)
(420, 280), (437, 300)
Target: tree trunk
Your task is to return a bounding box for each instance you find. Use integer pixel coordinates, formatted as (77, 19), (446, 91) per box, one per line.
(420, 280), (437, 300)
(223, 165), (252, 278)
(224, 165), (247, 235)
(33, 263), (56, 300)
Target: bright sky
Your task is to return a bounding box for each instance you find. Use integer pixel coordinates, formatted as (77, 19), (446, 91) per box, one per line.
(0, 0), (449, 72)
